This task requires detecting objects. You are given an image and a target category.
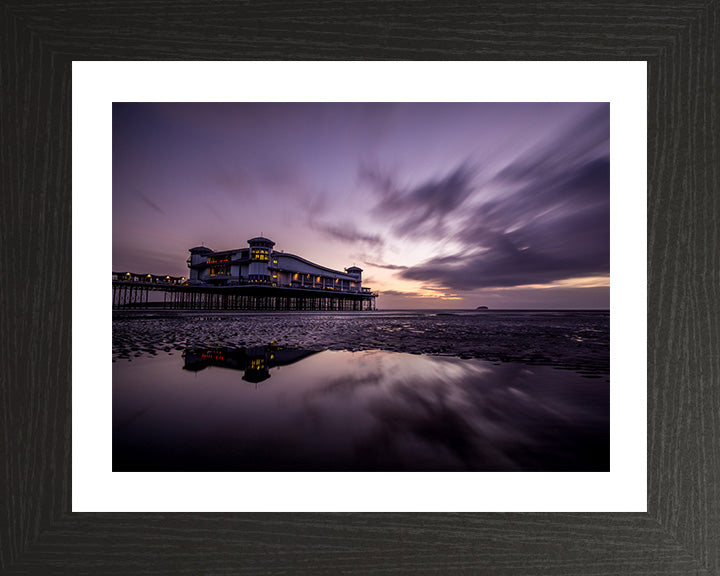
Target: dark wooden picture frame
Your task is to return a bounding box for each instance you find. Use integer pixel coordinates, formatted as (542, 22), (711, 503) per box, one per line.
(2, 2), (718, 574)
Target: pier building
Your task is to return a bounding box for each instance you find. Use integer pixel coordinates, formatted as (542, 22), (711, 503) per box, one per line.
(112, 236), (376, 311)
(188, 236), (368, 294)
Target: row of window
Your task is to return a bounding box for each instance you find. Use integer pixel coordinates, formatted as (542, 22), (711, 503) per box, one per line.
(251, 249), (270, 261)
(113, 273), (184, 284)
(248, 274), (270, 283)
(290, 272), (356, 286)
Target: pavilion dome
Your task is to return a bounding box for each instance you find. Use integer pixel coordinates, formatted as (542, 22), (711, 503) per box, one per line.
(247, 236), (275, 246)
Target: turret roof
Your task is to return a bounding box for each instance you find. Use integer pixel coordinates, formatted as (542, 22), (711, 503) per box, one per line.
(247, 236), (275, 245)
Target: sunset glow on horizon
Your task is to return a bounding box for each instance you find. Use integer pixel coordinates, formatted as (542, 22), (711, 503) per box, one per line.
(113, 102), (609, 309)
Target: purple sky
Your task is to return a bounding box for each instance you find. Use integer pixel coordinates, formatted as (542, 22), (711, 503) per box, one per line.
(113, 102), (609, 309)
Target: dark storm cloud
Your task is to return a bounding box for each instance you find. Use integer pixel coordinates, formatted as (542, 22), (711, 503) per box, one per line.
(362, 160), (479, 237)
(398, 105), (610, 290)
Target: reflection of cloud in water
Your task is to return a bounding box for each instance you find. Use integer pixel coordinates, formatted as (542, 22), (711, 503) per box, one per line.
(113, 349), (609, 471)
(301, 355), (533, 470)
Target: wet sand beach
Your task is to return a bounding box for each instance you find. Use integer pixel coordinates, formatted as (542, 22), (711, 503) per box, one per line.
(113, 309), (609, 376)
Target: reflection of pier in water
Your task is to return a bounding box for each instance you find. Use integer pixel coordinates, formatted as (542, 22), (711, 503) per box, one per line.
(183, 344), (318, 383)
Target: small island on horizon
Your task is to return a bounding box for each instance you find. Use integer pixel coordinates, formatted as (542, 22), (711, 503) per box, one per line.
(476, 306), (489, 310)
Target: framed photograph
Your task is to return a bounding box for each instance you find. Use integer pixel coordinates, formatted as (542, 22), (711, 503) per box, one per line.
(3, 2), (718, 574)
(77, 62), (643, 514)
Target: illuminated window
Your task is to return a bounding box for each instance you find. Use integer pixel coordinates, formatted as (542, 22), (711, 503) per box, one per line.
(252, 249), (269, 261)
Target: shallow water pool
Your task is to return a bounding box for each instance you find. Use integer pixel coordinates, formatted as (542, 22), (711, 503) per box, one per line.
(113, 347), (609, 471)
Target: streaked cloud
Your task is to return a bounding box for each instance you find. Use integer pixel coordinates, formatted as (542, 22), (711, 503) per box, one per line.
(364, 261), (409, 271)
(363, 160), (480, 238)
(310, 222), (384, 248)
(396, 105), (609, 291)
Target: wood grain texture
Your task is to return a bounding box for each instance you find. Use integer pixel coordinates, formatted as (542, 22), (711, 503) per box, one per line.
(1, 1), (718, 574)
